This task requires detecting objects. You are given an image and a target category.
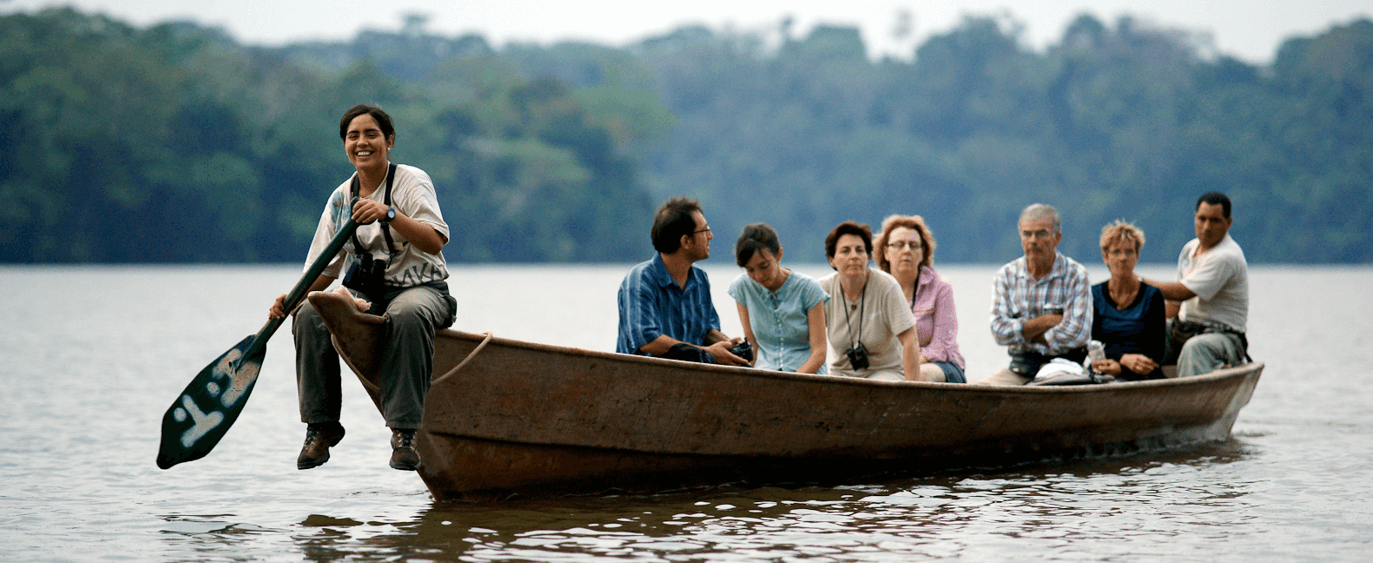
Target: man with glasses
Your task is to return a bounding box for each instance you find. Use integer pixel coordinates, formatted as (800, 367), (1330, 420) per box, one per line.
(616, 197), (749, 365)
(972, 203), (1093, 385)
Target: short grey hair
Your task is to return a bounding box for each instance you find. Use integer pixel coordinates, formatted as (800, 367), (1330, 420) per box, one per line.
(1019, 203), (1061, 234)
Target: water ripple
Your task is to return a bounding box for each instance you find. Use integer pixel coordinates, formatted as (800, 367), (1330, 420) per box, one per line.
(4, 265), (1373, 562)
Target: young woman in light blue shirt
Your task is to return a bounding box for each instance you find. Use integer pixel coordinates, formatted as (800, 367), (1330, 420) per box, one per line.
(728, 224), (829, 373)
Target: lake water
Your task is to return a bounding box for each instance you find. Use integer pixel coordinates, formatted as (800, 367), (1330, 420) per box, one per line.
(1, 263), (1370, 562)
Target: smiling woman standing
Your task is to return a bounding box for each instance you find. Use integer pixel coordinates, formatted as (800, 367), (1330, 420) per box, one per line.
(267, 104), (456, 472)
(728, 224), (829, 373)
(817, 221), (924, 381)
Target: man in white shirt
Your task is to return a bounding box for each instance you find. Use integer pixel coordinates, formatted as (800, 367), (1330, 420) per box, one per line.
(1146, 192), (1250, 377)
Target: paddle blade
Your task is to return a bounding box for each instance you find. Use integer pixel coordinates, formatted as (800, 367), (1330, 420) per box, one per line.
(156, 335), (266, 469)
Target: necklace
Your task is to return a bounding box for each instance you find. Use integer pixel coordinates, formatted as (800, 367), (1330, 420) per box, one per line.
(1108, 277), (1141, 310)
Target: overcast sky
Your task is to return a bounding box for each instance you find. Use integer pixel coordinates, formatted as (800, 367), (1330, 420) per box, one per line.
(3, 0), (1369, 63)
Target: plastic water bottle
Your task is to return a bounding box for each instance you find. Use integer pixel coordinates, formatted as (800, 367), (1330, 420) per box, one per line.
(1086, 340), (1105, 368)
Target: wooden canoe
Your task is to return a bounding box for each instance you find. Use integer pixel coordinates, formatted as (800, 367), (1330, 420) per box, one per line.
(307, 290), (1263, 501)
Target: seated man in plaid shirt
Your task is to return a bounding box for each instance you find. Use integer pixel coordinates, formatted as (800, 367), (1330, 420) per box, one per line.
(973, 203), (1093, 386)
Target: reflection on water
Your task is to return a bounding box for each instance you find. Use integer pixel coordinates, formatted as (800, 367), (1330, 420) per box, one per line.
(2, 265), (1371, 562)
(279, 440), (1257, 562)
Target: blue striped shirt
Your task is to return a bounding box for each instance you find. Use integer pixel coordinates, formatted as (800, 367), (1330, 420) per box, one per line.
(616, 254), (722, 355)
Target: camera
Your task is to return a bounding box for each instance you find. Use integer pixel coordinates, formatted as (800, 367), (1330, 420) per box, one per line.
(342, 254), (387, 299)
(845, 342), (870, 370)
(729, 340), (754, 363)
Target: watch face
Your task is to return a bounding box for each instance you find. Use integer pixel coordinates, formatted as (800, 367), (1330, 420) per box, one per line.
(386, 207), (395, 221)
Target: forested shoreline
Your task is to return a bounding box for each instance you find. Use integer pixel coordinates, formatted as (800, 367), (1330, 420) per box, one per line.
(2, 8), (1370, 264)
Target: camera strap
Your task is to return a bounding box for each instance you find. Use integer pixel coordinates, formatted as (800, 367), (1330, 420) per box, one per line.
(348, 163), (399, 266)
(840, 274), (867, 353)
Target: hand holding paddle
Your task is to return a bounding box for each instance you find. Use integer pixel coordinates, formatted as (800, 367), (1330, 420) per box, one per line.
(156, 204), (360, 470)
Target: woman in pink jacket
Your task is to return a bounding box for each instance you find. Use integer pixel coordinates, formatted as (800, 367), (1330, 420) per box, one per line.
(874, 215), (967, 383)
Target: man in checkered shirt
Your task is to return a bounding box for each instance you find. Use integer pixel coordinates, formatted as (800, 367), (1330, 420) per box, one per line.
(973, 203), (1093, 385)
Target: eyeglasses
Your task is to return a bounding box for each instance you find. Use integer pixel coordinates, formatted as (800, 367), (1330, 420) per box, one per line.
(888, 240), (921, 250)
(693, 226), (712, 235)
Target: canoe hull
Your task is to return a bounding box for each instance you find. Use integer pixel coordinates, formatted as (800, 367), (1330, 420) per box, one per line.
(308, 291), (1262, 501)
(414, 408), (1247, 500)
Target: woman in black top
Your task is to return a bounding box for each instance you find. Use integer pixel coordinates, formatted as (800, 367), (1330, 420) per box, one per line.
(1090, 220), (1166, 380)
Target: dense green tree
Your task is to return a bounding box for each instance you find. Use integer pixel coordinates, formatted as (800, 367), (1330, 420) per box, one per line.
(2, 8), (1371, 264)
(629, 15), (1373, 264)
(0, 9), (661, 263)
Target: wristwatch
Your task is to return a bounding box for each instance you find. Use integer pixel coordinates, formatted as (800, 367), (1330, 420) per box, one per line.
(382, 206), (396, 223)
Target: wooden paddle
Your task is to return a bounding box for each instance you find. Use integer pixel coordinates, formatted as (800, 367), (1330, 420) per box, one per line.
(157, 209), (360, 470)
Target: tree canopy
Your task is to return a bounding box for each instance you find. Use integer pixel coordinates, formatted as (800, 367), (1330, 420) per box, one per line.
(2, 9), (1370, 264)
(0, 9), (659, 263)
(627, 15), (1373, 264)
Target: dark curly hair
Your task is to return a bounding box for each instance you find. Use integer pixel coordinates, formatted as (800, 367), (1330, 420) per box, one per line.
(339, 104), (395, 141)
(735, 223), (782, 267)
(650, 197), (703, 254)
(824, 221), (873, 270)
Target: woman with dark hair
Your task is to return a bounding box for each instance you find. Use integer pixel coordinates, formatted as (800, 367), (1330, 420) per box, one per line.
(1091, 220), (1166, 380)
(874, 215), (966, 383)
(818, 221), (925, 381)
(727, 224), (829, 373)
(268, 104), (457, 472)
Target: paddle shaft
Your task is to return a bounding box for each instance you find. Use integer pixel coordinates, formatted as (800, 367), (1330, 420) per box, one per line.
(242, 214), (361, 362)
(157, 201), (370, 470)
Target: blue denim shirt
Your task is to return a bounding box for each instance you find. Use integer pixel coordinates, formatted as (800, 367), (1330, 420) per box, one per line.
(616, 254), (721, 355)
(728, 271), (829, 373)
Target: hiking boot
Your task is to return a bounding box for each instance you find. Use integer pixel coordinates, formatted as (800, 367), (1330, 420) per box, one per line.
(297, 423), (345, 470)
(389, 429), (420, 471)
